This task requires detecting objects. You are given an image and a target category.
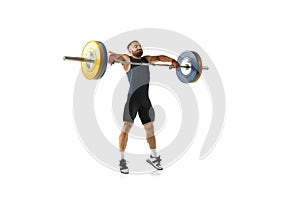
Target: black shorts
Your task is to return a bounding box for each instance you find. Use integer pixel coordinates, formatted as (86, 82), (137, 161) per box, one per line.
(123, 93), (155, 124)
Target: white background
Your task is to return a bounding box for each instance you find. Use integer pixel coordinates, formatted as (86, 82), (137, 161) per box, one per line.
(1, 0), (299, 199)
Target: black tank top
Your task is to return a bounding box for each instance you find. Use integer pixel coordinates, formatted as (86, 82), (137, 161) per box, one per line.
(126, 57), (150, 95)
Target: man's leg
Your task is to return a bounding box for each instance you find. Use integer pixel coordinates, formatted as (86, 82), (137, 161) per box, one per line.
(118, 122), (132, 174)
(144, 121), (156, 153)
(144, 122), (163, 170)
(119, 121), (132, 154)
(119, 121), (133, 174)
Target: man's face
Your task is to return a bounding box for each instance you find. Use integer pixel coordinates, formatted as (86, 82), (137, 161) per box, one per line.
(129, 42), (143, 57)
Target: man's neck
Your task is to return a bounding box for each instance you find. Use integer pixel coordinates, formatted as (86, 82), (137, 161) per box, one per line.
(131, 55), (142, 59)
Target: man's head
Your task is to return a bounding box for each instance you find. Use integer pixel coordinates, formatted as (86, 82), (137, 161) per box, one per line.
(127, 40), (143, 57)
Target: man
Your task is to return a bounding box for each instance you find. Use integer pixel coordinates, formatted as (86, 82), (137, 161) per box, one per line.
(108, 41), (180, 174)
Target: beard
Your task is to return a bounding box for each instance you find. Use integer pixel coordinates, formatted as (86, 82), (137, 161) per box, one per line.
(132, 49), (143, 57)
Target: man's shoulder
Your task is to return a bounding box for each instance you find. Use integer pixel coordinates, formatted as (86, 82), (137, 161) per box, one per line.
(142, 56), (150, 62)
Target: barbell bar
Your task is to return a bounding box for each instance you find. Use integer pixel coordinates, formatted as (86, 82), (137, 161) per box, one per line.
(63, 40), (209, 82)
(64, 56), (94, 63)
(63, 56), (209, 70)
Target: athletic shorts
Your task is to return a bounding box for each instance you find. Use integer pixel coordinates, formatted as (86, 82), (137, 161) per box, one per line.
(123, 93), (155, 124)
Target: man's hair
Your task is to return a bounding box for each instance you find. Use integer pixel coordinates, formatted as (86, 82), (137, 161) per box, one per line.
(127, 40), (139, 50)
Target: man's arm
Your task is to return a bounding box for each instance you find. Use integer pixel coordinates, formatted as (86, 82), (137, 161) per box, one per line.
(144, 55), (180, 69)
(108, 51), (131, 72)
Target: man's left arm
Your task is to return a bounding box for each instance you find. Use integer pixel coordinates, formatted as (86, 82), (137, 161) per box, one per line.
(144, 55), (180, 69)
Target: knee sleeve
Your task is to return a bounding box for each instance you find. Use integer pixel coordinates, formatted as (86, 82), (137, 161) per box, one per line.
(144, 122), (154, 138)
(122, 122), (133, 134)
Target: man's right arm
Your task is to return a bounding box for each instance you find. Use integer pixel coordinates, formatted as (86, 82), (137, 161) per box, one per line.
(108, 51), (131, 72)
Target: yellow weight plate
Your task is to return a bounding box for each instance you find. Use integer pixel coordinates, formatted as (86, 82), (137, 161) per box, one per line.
(81, 40), (103, 80)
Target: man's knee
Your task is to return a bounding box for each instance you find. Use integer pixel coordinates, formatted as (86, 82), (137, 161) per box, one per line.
(144, 122), (154, 138)
(122, 121), (133, 134)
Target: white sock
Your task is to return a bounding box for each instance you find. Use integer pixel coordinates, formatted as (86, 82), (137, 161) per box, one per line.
(151, 149), (157, 157)
(120, 151), (125, 160)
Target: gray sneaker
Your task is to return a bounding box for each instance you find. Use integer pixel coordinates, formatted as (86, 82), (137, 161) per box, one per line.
(146, 155), (163, 170)
(119, 159), (129, 174)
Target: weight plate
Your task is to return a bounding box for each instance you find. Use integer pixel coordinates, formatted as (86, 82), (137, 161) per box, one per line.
(81, 40), (103, 80)
(95, 41), (108, 79)
(176, 51), (202, 83)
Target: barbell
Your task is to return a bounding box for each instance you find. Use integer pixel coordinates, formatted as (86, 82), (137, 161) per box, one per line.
(63, 40), (209, 83)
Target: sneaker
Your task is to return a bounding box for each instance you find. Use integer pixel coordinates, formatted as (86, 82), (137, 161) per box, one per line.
(146, 155), (163, 170)
(119, 159), (129, 174)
